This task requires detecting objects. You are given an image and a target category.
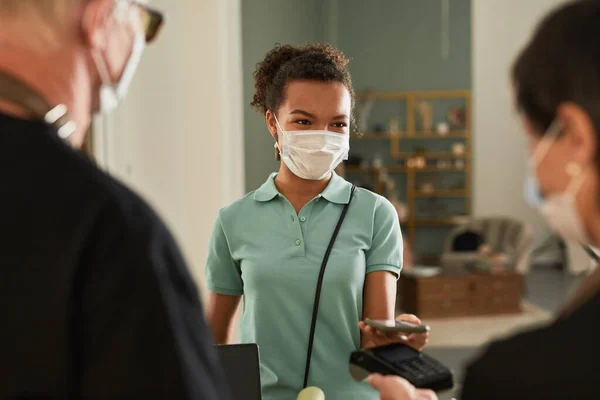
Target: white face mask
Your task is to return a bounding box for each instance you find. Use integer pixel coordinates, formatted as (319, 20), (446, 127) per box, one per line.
(273, 114), (350, 180)
(525, 120), (590, 244)
(91, 32), (146, 114)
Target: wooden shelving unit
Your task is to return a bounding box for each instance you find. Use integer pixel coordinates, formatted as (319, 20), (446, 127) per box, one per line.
(344, 165), (468, 174)
(343, 90), (472, 255)
(353, 131), (468, 140)
(414, 218), (464, 226)
(414, 189), (467, 197)
(398, 151), (470, 159)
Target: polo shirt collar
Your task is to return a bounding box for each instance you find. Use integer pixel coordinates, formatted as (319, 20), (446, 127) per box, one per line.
(253, 173), (279, 202)
(253, 172), (353, 204)
(320, 172), (353, 204)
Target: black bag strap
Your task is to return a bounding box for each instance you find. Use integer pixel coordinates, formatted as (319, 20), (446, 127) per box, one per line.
(582, 244), (600, 264)
(303, 184), (357, 388)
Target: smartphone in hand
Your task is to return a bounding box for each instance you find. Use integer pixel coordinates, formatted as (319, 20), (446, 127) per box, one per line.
(364, 318), (430, 334)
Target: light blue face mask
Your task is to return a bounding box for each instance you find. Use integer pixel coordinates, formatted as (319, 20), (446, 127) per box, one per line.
(524, 174), (544, 208)
(523, 119), (590, 245)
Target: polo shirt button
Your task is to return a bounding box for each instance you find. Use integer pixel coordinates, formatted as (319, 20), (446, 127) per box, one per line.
(295, 239), (302, 246)
(300, 216), (306, 222)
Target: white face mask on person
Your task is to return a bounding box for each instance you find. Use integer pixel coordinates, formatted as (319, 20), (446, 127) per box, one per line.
(273, 114), (350, 180)
(524, 120), (590, 244)
(90, 21), (146, 114)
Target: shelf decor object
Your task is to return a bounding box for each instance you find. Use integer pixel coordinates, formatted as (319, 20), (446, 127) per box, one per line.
(346, 90), (472, 260)
(381, 169), (409, 223)
(449, 106), (467, 129)
(357, 89), (377, 133)
(373, 123), (386, 134)
(388, 116), (401, 135)
(451, 142), (466, 156)
(436, 122), (450, 135)
(417, 101), (433, 132)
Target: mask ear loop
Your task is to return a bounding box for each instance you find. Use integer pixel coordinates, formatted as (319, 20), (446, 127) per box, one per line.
(90, 0), (139, 90)
(91, 50), (113, 87)
(272, 112), (285, 133)
(565, 162), (586, 198)
(532, 119), (563, 165)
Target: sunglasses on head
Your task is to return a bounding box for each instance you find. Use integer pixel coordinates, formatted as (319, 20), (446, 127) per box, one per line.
(130, 1), (165, 44)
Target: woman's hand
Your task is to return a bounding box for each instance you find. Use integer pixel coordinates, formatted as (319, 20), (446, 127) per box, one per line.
(368, 374), (438, 400)
(358, 314), (429, 351)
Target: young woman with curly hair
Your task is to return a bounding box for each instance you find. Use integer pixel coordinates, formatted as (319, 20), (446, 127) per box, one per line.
(205, 43), (428, 400)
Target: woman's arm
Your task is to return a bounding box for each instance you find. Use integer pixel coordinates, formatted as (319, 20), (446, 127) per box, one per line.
(205, 213), (243, 344)
(361, 271), (398, 348)
(359, 270), (430, 350)
(358, 197), (428, 350)
(206, 292), (242, 344)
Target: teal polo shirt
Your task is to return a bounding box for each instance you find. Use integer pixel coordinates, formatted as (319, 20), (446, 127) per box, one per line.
(206, 172), (403, 400)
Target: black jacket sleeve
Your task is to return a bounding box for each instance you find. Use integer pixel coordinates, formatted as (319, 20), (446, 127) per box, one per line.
(461, 299), (600, 400)
(71, 193), (230, 399)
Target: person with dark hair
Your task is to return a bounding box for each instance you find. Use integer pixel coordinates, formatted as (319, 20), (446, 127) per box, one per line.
(205, 43), (428, 399)
(369, 1), (600, 399)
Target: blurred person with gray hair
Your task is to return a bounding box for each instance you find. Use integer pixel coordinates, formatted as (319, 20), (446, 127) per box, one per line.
(0, 1), (229, 398)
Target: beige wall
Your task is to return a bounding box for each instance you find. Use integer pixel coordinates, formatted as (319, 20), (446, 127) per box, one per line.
(472, 0), (569, 250)
(93, 0), (245, 294)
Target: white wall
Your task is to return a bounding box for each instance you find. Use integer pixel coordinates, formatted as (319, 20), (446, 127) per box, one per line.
(472, 0), (568, 249)
(94, 0), (245, 295)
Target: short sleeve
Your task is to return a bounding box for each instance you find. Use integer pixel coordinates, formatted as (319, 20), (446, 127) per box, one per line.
(365, 196), (403, 277)
(205, 212), (244, 296)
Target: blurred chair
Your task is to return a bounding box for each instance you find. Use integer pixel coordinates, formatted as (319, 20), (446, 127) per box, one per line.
(441, 217), (534, 274)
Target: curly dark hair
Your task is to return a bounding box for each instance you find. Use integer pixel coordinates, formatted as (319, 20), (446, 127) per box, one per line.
(251, 43), (355, 125)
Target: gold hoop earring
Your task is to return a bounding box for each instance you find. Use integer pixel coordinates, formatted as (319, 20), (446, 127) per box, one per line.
(274, 142), (281, 161)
